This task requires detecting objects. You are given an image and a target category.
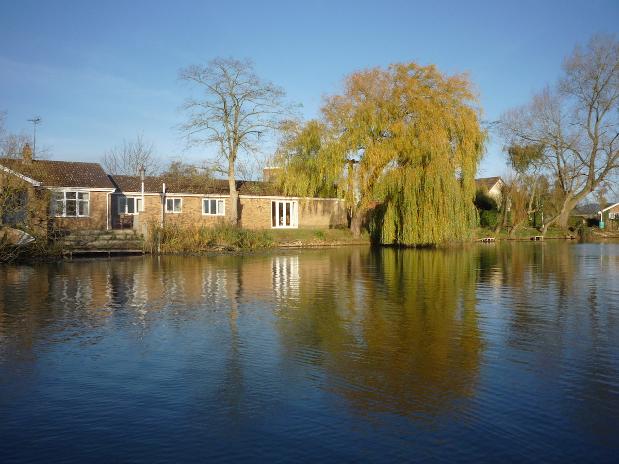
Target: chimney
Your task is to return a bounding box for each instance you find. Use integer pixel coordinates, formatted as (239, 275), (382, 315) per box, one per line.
(263, 166), (281, 182)
(22, 143), (33, 163)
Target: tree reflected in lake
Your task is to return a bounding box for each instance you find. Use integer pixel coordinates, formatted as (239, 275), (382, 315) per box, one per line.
(275, 247), (483, 420)
(1, 244), (618, 462)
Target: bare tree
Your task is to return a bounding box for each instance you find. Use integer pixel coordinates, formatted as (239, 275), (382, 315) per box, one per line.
(102, 134), (159, 175)
(179, 58), (290, 225)
(499, 35), (619, 233)
(0, 111), (43, 159)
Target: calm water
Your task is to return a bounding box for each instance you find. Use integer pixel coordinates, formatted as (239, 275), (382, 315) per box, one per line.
(1, 243), (618, 463)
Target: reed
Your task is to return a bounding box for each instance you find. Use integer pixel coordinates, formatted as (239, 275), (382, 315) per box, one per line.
(145, 222), (274, 254)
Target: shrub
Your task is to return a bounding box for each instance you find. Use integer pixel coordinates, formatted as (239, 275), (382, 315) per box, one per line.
(145, 222), (274, 253)
(479, 210), (498, 228)
(314, 230), (326, 240)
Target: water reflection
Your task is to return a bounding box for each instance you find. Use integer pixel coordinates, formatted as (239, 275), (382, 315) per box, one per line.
(0, 243), (618, 462)
(276, 247), (483, 420)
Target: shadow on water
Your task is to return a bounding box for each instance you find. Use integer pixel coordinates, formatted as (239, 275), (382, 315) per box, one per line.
(0, 242), (618, 462)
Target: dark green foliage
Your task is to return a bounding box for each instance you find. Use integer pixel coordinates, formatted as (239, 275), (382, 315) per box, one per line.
(474, 189), (497, 211)
(479, 210), (498, 228)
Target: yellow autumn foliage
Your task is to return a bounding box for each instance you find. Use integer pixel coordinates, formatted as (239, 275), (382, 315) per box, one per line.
(277, 62), (486, 246)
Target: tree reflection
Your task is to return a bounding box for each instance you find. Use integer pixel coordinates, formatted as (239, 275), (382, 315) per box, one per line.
(276, 247), (483, 420)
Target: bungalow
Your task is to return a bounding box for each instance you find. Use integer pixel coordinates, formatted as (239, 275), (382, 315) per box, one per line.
(0, 145), (116, 232)
(109, 173), (347, 234)
(0, 145), (347, 235)
(599, 202), (619, 230)
(475, 176), (504, 201)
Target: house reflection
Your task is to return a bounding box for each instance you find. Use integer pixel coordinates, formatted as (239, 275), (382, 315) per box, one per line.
(2, 243), (617, 434)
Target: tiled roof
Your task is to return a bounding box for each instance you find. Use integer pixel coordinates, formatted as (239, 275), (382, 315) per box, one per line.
(573, 202), (618, 216)
(475, 176), (502, 191)
(110, 175), (282, 196)
(0, 158), (115, 189)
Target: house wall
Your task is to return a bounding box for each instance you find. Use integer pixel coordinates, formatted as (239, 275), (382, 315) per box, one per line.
(298, 198), (347, 228)
(52, 191), (109, 231)
(488, 183), (503, 200)
(603, 204), (619, 230)
(239, 197), (273, 229)
(121, 194), (348, 232)
(239, 197), (347, 229)
(116, 194), (229, 234)
(606, 204), (619, 215)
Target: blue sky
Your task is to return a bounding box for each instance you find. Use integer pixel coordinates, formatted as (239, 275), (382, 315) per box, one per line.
(1, 0), (618, 177)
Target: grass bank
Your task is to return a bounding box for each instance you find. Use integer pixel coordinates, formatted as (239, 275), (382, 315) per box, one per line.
(474, 226), (576, 241)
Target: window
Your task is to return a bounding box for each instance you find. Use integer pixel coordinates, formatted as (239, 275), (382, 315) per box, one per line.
(271, 200), (298, 228)
(609, 212), (617, 220)
(118, 196), (142, 214)
(52, 191), (89, 217)
(203, 198), (225, 216)
(165, 198), (182, 213)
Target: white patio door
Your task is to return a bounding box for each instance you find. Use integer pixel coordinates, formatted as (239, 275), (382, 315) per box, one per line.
(271, 200), (298, 228)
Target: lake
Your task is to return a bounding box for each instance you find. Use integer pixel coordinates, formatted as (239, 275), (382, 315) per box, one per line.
(1, 243), (618, 463)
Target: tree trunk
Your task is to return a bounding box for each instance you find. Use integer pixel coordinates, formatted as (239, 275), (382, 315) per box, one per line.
(541, 195), (580, 235)
(494, 206), (509, 234)
(509, 219), (526, 238)
(350, 208), (365, 238)
(228, 157), (239, 226)
(556, 205), (574, 229)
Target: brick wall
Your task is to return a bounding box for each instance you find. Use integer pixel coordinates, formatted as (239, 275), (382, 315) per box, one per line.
(112, 193), (348, 232)
(53, 191), (109, 231)
(298, 198), (347, 228)
(240, 196), (347, 229)
(239, 197), (274, 229)
(117, 194), (229, 234)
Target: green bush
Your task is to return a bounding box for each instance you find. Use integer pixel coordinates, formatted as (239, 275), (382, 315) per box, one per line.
(314, 230), (326, 240)
(480, 210), (498, 228)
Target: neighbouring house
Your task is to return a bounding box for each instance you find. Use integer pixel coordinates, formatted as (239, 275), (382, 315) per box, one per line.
(572, 202), (619, 229)
(0, 146), (347, 236)
(599, 202), (619, 230)
(0, 145), (116, 233)
(475, 176), (504, 201)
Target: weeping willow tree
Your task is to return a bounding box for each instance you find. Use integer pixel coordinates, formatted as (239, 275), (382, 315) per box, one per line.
(276, 62), (486, 245)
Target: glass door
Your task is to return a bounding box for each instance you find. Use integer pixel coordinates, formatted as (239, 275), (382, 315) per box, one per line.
(271, 200), (298, 228)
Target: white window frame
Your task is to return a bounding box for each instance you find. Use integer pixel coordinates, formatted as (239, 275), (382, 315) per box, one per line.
(609, 212), (617, 220)
(117, 196), (142, 215)
(165, 197), (183, 213)
(52, 190), (90, 218)
(271, 200), (298, 229)
(202, 197), (226, 216)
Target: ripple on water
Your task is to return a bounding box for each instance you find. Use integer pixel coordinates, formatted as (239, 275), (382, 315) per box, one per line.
(0, 244), (618, 463)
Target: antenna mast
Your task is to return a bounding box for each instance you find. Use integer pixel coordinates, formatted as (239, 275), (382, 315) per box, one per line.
(27, 116), (42, 157)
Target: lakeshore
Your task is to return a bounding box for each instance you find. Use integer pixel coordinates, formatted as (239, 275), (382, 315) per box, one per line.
(5, 223), (619, 264)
